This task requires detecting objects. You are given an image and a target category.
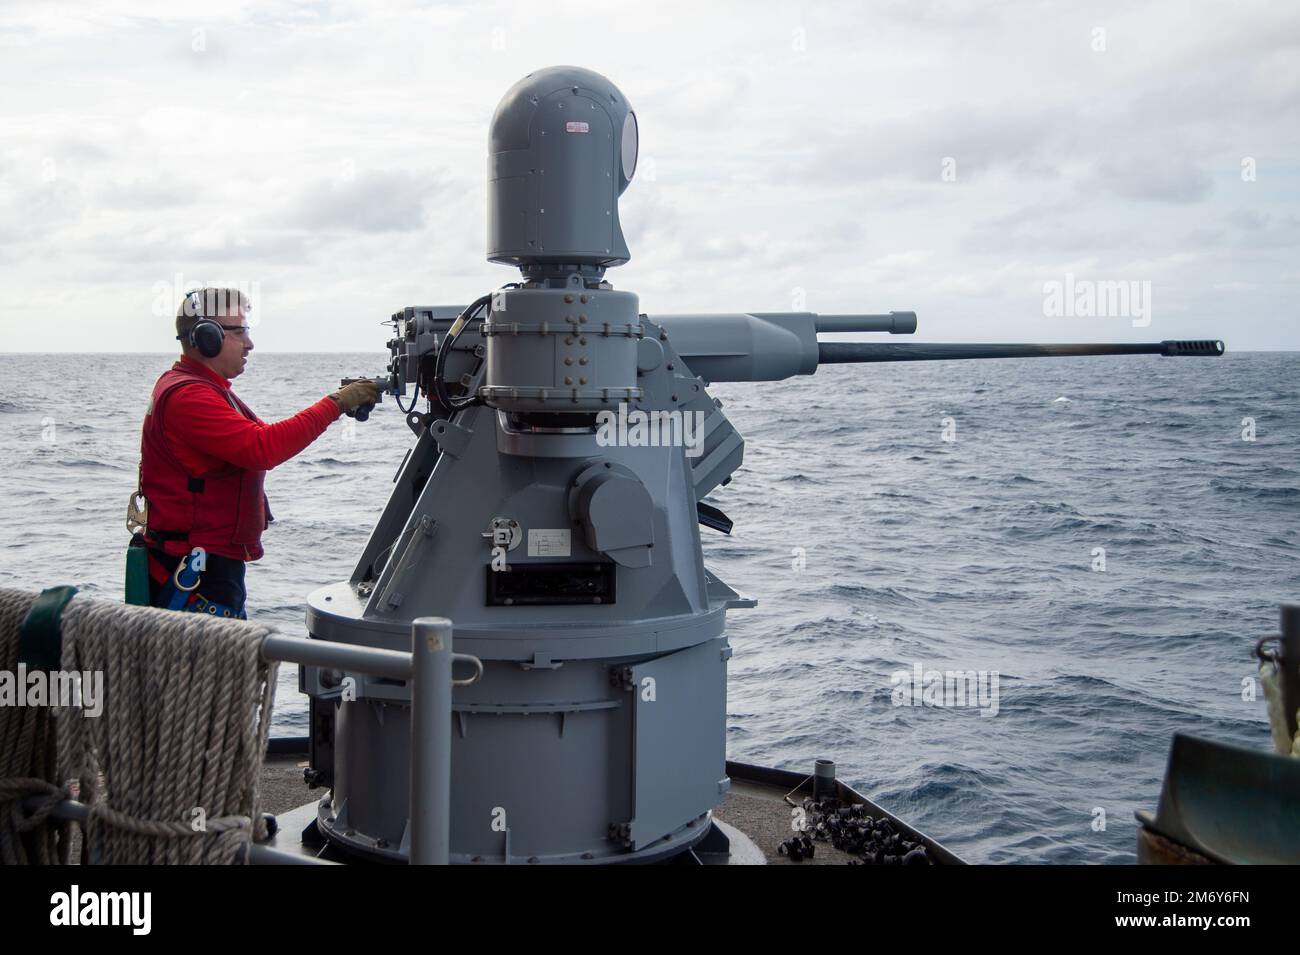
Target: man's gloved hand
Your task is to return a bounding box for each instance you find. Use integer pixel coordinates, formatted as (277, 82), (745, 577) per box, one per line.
(330, 379), (380, 413)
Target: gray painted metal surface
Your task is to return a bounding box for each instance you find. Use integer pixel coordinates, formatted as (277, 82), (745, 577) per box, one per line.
(23, 626), (469, 866)
(409, 617), (452, 865)
(301, 66), (1226, 865)
(488, 66), (636, 271)
(1140, 732), (1300, 864)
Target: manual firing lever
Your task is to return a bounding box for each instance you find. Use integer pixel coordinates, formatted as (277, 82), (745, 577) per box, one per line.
(339, 377), (391, 422)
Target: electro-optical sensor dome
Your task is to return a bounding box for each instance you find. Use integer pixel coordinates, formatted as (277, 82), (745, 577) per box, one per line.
(488, 66), (637, 271)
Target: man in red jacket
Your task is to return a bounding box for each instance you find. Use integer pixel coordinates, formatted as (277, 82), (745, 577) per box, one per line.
(138, 287), (378, 618)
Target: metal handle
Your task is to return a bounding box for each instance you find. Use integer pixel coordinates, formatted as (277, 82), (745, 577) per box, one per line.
(452, 652), (484, 687)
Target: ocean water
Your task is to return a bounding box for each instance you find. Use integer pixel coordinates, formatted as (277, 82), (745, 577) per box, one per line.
(1, 350), (1296, 864)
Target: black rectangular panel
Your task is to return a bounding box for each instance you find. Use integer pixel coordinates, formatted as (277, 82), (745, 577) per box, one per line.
(485, 562), (616, 606)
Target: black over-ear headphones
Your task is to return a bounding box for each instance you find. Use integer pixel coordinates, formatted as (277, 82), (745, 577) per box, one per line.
(178, 288), (226, 358)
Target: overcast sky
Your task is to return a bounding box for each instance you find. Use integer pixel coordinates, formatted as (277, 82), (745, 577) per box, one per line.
(1, 0), (1296, 352)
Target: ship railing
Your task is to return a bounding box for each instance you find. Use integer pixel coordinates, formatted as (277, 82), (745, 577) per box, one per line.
(26, 616), (479, 866)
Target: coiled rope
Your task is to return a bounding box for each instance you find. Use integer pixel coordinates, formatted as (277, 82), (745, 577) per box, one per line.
(1260, 659), (1300, 758)
(0, 587), (278, 864)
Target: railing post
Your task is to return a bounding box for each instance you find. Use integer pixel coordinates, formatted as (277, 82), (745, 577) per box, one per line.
(1280, 604), (1300, 741)
(410, 616), (453, 865)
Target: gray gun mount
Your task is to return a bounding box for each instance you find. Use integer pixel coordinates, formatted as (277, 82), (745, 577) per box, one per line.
(300, 66), (1224, 865)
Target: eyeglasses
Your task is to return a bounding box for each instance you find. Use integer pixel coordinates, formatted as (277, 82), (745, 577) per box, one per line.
(217, 324), (252, 337)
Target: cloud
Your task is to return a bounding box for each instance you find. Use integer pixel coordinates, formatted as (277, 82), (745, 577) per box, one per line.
(964, 202), (1129, 254)
(769, 103), (1071, 187)
(1088, 156), (1214, 204)
(0, 0), (1295, 350)
(1221, 209), (1300, 248)
(0, 176), (87, 247)
(281, 169), (449, 233)
(55, 138), (113, 162)
(95, 177), (192, 209)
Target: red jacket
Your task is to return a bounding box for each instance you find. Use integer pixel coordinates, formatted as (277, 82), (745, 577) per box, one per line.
(140, 357), (340, 561)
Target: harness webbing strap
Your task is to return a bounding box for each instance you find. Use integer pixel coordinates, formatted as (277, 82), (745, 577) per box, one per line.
(17, 585), (80, 670)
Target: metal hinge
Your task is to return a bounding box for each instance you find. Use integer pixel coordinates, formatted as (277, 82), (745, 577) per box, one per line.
(430, 418), (473, 459)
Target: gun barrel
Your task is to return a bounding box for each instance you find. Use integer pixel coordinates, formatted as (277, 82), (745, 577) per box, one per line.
(817, 340), (1225, 364)
(813, 312), (918, 334)
(393, 304), (1226, 386)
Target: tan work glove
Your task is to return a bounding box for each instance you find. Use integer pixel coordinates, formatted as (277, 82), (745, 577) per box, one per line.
(330, 379), (380, 413)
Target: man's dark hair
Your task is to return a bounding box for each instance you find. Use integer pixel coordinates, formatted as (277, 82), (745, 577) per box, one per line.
(175, 287), (251, 343)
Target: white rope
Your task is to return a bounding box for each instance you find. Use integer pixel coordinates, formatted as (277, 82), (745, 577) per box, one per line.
(1260, 660), (1300, 758)
(0, 588), (66, 865)
(1, 587), (279, 865)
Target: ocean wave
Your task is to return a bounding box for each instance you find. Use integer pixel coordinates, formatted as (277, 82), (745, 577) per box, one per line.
(1210, 479), (1300, 500)
(3, 350), (1298, 865)
(50, 458), (126, 470)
